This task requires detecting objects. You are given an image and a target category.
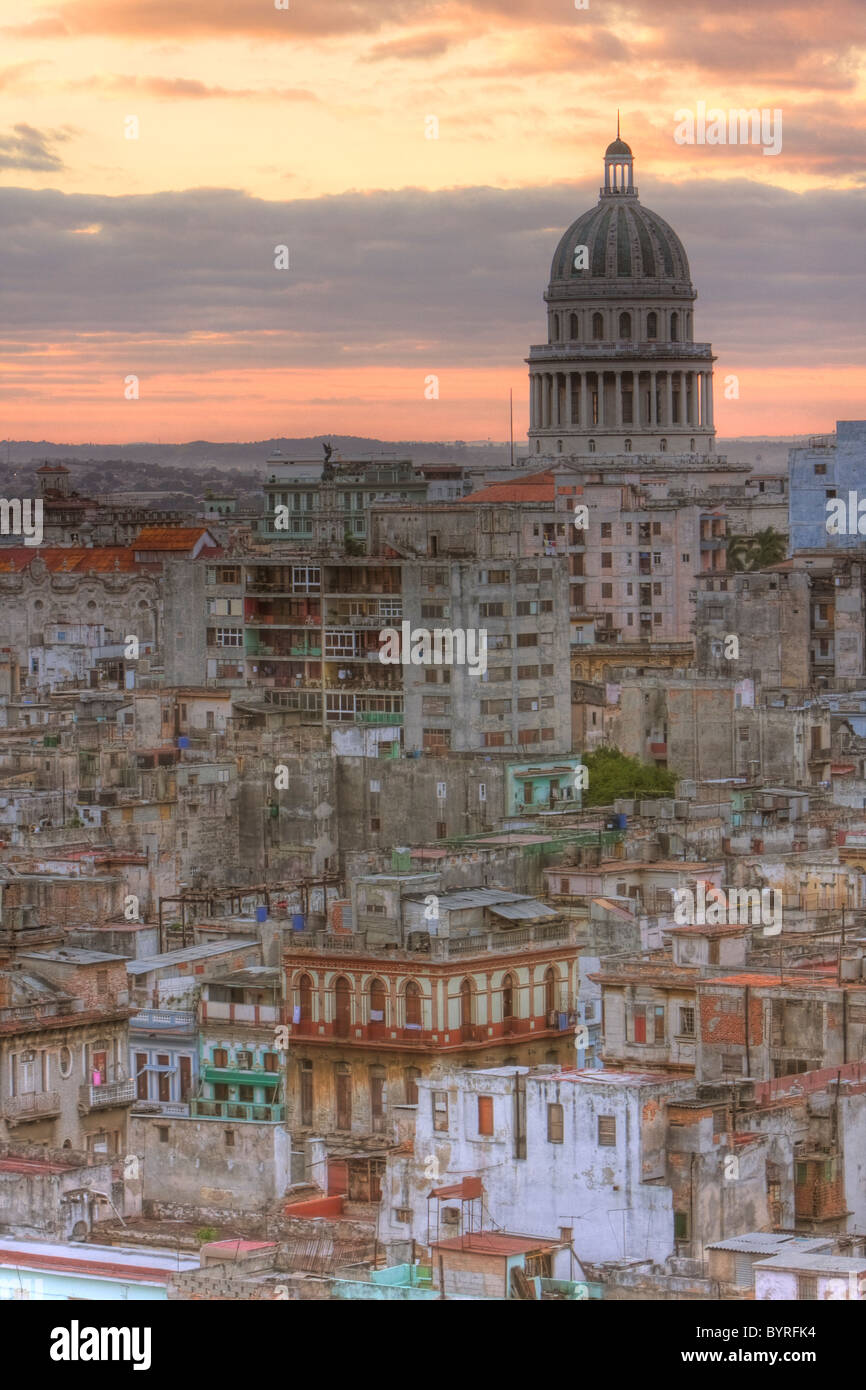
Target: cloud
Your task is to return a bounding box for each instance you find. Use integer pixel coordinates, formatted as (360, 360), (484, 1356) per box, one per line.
(0, 123), (70, 172)
(364, 30), (464, 61)
(0, 176), (863, 378)
(78, 74), (319, 101)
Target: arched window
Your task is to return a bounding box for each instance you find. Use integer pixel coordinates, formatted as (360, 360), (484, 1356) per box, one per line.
(404, 1066), (421, 1105)
(551, 313), (560, 342)
(660, 438), (668, 452)
(460, 978), (473, 1027)
(588, 440), (596, 454)
(502, 973), (515, 1020)
(369, 977), (386, 1024)
(557, 439), (563, 454)
(570, 312), (579, 340)
(592, 312), (604, 340)
(298, 973), (313, 1021)
(334, 976), (351, 1036)
(544, 966), (558, 1016)
(535, 440), (540, 453)
(624, 439), (632, 452)
(404, 980), (422, 1028)
(619, 311), (632, 339)
(670, 311), (679, 342)
(647, 311), (658, 339)
(690, 438), (695, 451)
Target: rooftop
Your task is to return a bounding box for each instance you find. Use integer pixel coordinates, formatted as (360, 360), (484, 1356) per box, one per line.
(125, 938), (258, 974)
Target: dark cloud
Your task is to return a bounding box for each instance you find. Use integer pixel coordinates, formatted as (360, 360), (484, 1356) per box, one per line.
(0, 123), (69, 172)
(0, 176), (862, 376)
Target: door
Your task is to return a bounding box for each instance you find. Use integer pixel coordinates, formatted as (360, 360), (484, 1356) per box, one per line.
(92, 1049), (107, 1086)
(179, 1055), (192, 1101)
(370, 1067), (386, 1133)
(135, 1052), (149, 1101)
(157, 1054), (170, 1102)
(334, 977), (351, 1037)
(300, 1061), (313, 1126)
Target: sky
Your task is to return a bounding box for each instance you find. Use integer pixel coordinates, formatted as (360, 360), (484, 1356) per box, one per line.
(0, 0), (864, 444)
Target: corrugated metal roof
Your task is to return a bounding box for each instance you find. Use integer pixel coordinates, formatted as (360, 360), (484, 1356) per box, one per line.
(460, 472), (556, 505)
(134, 526), (214, 549)
(421, 888), (526, 911)
(754, 1252), (866, 1272)
(489, 899), (560, 921)
(126, 938), (257, 973)
(707, 1234), (829, 1255)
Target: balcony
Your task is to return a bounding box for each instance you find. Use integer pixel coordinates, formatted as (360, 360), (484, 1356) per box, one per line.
(189, 1099), (286, 1122)
(79, 1079), (136, 1111)
(356, 711), (403, 725)
(201, 1066), (281, 1088)
(2, 1090), (62, 1125)
(201, 1000), (279, 1027)
(131, 1098), (190, 1117)
(0, 999), (85, 1027)
(130, 1009), (196, 1033)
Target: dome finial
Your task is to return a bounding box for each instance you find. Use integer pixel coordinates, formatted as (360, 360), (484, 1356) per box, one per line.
(617, 108), (620, 139)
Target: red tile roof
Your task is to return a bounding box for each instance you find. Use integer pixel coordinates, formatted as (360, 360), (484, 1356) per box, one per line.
(133, 526), (214, 550)
(461, 471), (557, 504)
(0, 547), (145, 574)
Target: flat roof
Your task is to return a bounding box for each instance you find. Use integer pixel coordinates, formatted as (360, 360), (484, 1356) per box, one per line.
(126, 938), (258, 974)
(18, 947), (126, 965)
(0, 1237), (199, 1282)
(430, 1232), (560, 1256)
(754, 1252), (866, 1274)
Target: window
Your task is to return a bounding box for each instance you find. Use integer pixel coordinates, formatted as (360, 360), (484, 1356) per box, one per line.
(479, 602), (504, 618)
(598, 1115), (616, 1146)
(478, 1095), (494, 1136)
(674, 1210), (689, 1241)
(547, 1103), (564, 1143)
(299, 1059), (313, 1126)
(592, 312), (604, 340)
(423, 728), (451, 752)
(797, 1277), (818, 1301)
(652, 521), (661, 535)
(679, 1006), (695, 1037)
(601, 583), (613, 599)
(405, 1066), (420, 1105)
(618, 311), (631, 339)
(681, 552), (690, 563)
(653, 1004), (665, 1041)
(432, 1090), (449, 1132)
(647, 311), (658, 339)
(236, 1050), (253, 1070)
(600, 522), (612, 538)
(158, 1126), (169, 1144)
(516, 633), (537, 648)
(721, 1053), (743, 1075)
(263, 1051), (279, 1072)
(213, 1048), (228, 1068)
(225, 1130), (235, 1148)
(601, 552), (612, 568)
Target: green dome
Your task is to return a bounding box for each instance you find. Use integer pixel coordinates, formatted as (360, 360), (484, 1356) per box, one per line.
(605, 137), (633, 158)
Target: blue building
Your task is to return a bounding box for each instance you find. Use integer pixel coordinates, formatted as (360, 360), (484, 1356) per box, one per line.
(788, 421), (866, 554)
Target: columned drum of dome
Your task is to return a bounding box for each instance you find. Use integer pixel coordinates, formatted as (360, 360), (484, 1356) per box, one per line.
(527, 136), (716, 459)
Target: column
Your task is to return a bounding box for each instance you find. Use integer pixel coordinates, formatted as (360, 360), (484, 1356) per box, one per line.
(580, 372), (588, 429)
(677, 370), (685, 426)
(597, 372), (604, 428)
(699, 372), (707, 429)
(665, 371), (673, 428)
(615, 370), (623, 429)
(567, 372), (574, 426)
(649, 370), (657, 427)
(552, 372), (560, 428)
(692, 372), (700, 428)
(706, 370), (714, 429)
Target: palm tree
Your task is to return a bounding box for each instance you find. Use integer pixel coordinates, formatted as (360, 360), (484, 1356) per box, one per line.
(747, 527), (787, 570)
(726, 533), (752, 571)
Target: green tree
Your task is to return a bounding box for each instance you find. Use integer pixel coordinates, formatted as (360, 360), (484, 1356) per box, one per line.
(581, 748), (677, 807)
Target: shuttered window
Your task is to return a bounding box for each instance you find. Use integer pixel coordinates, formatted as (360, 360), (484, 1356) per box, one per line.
(547, 1103), (564, 1144)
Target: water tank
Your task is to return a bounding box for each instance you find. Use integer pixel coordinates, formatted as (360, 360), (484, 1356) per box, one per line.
(256, 905), (268, 923)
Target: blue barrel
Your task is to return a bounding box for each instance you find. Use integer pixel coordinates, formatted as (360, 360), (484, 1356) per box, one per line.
(177, 735), (190, 749)
(256, 905), (268, 923)
(292, 913), (305, 933)
(615, 813), (627, 829)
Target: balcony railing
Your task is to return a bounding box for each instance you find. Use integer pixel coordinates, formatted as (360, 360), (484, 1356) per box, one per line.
(79, 1079), (136, 1110)
(0, 999), (84, 1025)
(130, 1009), (196, 1032)
(189, 1099), (285, 1122)
(284, 921), (577, 959)
(201, 1000), (279, 1026)
(2, 1090), (61, 1123)
(131, 1098), (190, 1117)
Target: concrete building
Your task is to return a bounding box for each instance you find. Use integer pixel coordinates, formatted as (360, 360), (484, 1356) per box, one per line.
(789, 422), (866, 554)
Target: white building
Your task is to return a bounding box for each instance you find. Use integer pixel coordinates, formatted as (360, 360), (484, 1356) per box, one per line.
(379, 1064), (694, 1266)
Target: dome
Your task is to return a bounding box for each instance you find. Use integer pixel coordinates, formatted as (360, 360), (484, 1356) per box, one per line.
(549, 192), (692, 289)
(605, 137), (633, 158)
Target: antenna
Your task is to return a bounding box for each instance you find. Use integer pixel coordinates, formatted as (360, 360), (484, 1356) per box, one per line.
(617, 109), (621, 139)
(509, 390), (514, 468)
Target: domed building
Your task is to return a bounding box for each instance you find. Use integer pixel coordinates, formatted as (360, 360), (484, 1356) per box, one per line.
(527, 132), (716, 457)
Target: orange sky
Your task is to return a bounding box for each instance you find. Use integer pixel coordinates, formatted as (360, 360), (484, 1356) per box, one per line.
(1, 0), (864, 442)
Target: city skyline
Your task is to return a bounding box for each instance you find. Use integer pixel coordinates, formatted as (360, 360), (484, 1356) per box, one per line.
(1, 0), (863, 441)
